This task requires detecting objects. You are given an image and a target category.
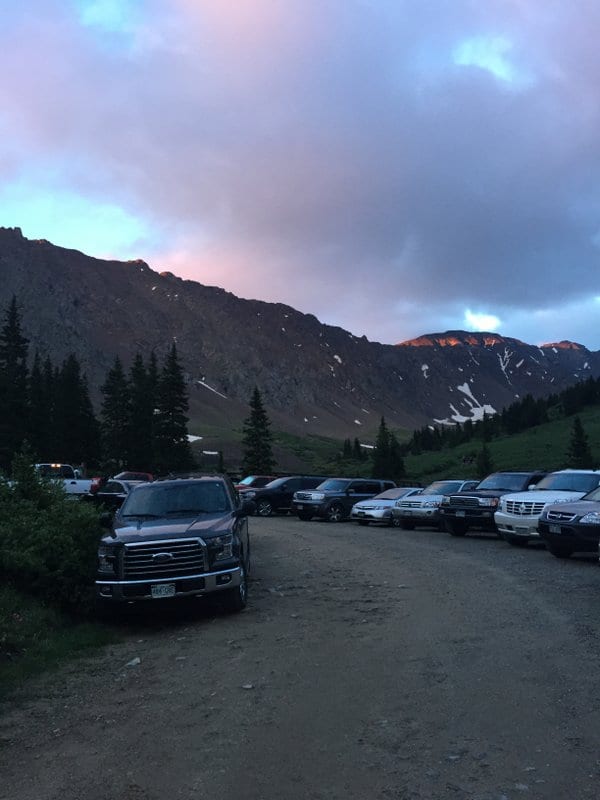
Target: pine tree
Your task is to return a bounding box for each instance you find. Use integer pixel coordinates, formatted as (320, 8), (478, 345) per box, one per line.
(53, 354), (100, 466)
(241, 386), (275, 474)
(28, 352), (51, 460)
(566, 416), (594, 469)
(476, 443), (494, 478)
(0, 296), (29, 471)
(127, 352), (156, 469)
(154, 344), (194, 474)
(371, 416), (391, 478)
(100, 357), (131, 471)
(388, 431), (406, 481)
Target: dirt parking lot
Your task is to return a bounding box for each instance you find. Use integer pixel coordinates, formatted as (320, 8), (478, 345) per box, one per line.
(2, 516), (600, 800)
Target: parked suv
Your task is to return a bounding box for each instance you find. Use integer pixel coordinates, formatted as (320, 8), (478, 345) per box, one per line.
(440, 471), (546, 537)
(538, 484), (600, 558)
(240, 475), (327, 516)
(393, 479), (479, 530)
(494, 469), (600, 547)
(95, 475), (254, 612)
(292, 478), (396, 522)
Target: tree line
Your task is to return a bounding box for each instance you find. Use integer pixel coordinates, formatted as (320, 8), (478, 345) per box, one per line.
(0, 297), (194, 475)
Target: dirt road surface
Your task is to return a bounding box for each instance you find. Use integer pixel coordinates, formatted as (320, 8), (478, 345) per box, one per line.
(2, 517), (600, 800)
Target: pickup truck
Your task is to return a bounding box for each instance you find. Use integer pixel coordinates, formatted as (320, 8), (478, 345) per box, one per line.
(440, 470), (547, 537)
(35, 463), (93, 496)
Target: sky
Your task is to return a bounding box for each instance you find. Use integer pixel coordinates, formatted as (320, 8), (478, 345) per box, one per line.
(1, 0), (599, 349)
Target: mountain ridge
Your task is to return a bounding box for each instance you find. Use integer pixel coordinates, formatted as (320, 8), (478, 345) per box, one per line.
(1, 226), (598, 441)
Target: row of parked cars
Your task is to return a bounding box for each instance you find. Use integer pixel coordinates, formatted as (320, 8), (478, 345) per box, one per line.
(238, 469), (600, 560)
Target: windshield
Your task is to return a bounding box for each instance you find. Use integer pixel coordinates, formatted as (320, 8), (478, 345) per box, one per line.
(37, 464), (73, 479)
(421, 481), (465, 496)
(374, 488), (411, 500)
(476, 473), (532, 492)
(238, 476), (255, 486)
(317, 479), (351, 492)
(534, 473), (600, 493)
(121, 482), (231, 517)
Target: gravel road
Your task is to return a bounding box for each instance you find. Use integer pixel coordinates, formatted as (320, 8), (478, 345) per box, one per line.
(2, 517), (600, 800)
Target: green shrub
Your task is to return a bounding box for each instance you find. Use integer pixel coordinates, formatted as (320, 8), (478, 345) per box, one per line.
(0, 456), (102, 614)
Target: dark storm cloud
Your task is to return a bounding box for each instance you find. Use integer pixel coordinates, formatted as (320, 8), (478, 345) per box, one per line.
(0, 1), (599, 346)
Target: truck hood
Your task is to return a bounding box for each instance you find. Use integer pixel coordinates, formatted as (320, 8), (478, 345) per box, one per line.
(106, 514), (235, 544)
(544, 499), (600, 516)
(502, 490), (587, 504)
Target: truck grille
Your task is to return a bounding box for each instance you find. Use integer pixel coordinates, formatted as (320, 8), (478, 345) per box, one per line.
(295, 492), (315, 501)
(448, 496), (480, 508)
(546, 510), (578, 522)
(123, 538), (205, 580)
(504, 500), (546, 516)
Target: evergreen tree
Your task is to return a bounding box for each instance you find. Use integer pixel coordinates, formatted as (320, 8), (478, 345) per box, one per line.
(0, 296), (29, 471)
(28, 352), (51, 460)
(100, 357), (131, 471)
(53, 355), (100, 466)
(566, 416), (594, 469)
(371, 416), (391, 478)
(241, 386), (275, 474)
(154, 344), (194, 474)
(342, 438), (353, 460)
(388, 431), (406, 481)
(476, 443), (494, 478)
(353, 438), (364, 460)
(127, 352), (156, 469)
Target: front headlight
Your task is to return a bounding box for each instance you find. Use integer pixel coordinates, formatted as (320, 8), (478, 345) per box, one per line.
(212, 534), (234, 560)
(441, 497), (450, 506)
(423, 500), (441, 508)
(480, 498), (499, 507)
(98, 545), (118, 574)
(244, 491), (256, 499)
(312, 492), (325, 500)
(579, 512), (600, 525)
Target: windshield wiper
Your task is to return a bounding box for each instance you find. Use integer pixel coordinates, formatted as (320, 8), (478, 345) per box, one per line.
(122, 512), (160, 519)
(164, 508), (213, 516)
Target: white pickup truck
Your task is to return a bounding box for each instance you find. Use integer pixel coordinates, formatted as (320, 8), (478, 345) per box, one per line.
(35, 463), (93, 496)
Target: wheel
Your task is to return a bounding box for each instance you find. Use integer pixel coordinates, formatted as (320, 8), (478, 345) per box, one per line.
(392, 516), (402, 528)
(358, 520), (369, 526)
(256, 499), (273, 517)
(400, 519), (415, 530)
(222, 561), (248, 612)
(547, 544), (574, 559)
(446, 519), (468, 536)
(504, 534), (528, 547)
(326, 503), (345, 523)
(297, 512), (313, 521)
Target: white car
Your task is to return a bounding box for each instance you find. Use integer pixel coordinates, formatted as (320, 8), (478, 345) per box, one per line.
(392, 479), (479, 530)
(494, 469), (600, 547)
(350, 487), (422, 526)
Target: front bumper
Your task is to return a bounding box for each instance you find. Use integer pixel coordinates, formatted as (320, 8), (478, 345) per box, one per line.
(538, 521), (600, 553)
(392, 506), (441, 523)
(96, 565), (241, 603)
(440, 507), (497, 530)
(494, 511), (540, 539)
(350, 508), (391, 522)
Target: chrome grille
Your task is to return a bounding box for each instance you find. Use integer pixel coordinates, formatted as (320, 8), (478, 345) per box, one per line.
(397, 500), (422, 509)
(124, 538), (205, 580)
(449, 496), (480, 508)
(505, 500), (546, 516)
(295, 491), (314, 501)
(546, 510), (578, 522)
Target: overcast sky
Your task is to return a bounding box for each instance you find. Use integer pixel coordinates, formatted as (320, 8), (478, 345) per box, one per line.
(1, 1), (599, 349)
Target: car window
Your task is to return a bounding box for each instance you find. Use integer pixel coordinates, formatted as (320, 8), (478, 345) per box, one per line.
(318, 479), (351, 491)
(351, 482), (380, 494)
(476, 473), (533, 492)
(534, 473), (600, 493)
(122, 482), (230, 516)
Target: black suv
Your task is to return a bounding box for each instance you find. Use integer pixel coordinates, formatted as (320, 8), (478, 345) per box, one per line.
(292, 478), (396, 522)
(440, 471), (546, 537)
(240, 475), (327, 517)
(95, 475), (254, 612)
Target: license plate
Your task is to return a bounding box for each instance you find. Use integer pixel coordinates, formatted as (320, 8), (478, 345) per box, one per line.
(151, 583), (175, 599)
(549, 524), (562, 534)
(404, 510), (412, 516)
(456, 510), (466, 517)
(296, 504), (303, 510)
(358, 511), (365, 517)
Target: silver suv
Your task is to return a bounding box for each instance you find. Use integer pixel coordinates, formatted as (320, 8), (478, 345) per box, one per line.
(393, 479), (479, 530)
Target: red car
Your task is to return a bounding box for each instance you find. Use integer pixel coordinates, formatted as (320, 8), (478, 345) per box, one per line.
(234, 475), (275, 492)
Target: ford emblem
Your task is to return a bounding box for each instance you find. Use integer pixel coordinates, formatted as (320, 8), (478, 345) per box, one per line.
(152, 552), (174, 563)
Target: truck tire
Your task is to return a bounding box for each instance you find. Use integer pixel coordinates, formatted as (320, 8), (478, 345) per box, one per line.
(256, 499), (273, 517)
(326, 503), (345, 523)
(222, 561), (248, 612)
(446, 519), (468, 536)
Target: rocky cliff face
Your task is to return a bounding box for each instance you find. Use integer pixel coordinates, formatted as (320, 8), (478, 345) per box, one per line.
(1, 227), (598, 440)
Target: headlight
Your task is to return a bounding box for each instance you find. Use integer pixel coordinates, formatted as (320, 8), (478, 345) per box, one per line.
(244, 491), (256, 499)
(312, 492), (325, 500)
(212, 534), (234, 560)
(98, 545), (118, 574)
(372, 505), (386, 510)
(423, 500), (441, 508)
(441, 497), (450, 506)
(480, 498), (499, 507)
(579, 512), (600, 525)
